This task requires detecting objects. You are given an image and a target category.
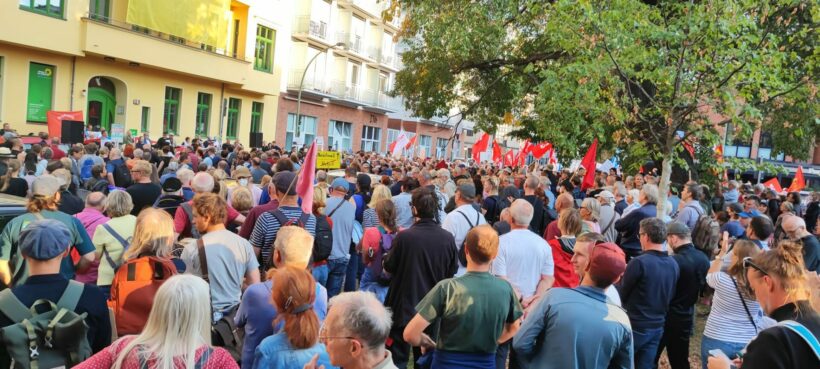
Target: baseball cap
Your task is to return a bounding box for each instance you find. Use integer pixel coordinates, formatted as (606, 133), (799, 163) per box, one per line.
(233, 166), (251, 179)
(666, 221), (691, 236)
(31, 175), (62, 197)
(162, 177), (182, 193)
(738, 210), (761, 218)
(458, 163), (467, 168)
(456, 183), (476, 200)
(587, 242), (627, 286)
(273, 171), (297, 196)
(595, 190), (615, 201)
(331, 177), (350, 191)
(19, 219), (72, 260)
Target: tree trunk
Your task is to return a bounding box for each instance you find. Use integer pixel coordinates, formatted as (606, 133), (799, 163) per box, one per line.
(657, 150), (674, 220)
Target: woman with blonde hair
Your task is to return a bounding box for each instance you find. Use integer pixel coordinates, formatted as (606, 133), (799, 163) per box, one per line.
(311, 186), (332, 285)
(362, 184), (392, 228)
(75, 274), (238, 369)
(93, 190), (137, 298)
(0, 159), (28, 197)
(253, 266), (334, 369)
(123, 208), (184, 271)
(701, 237), (772, 368)
(211, 169), (229, 200)
(579, 198), (601, 233)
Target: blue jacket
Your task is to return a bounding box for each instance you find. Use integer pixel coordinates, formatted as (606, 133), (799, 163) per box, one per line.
(614, 203), (657, 251)
(253, 333), (336, 369)
(617, 250), (680, 330)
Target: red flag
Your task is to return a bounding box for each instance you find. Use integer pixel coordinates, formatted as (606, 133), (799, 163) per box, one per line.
(520, 140), (532, 155)
(296, 141), (317, 213)
(682, 140), (695, 158)
(492, 140), (502, 164)
(787, 166), (805, 192)
(504, 150), (515, 167)
(580, 138), (598, 190)
(405, 135), (417, 149)
(472, 133), (491, 162)
(530, 142), (553, 159)
(548, 148), (557, 166)
(517, 148), (527, 166)
(763, 178), (783, 193)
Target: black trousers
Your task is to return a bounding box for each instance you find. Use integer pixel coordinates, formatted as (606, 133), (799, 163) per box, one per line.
(654, 318), (693, 369)
(388, 325), (425, 369)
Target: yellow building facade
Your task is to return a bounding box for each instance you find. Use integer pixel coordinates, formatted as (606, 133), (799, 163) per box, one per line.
(0, 0), (284, 143)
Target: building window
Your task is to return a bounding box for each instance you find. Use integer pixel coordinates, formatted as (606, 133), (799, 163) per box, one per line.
(226, 98), (241, 139)
(89, 0), (110, 20)
(26, 62), (55, 122)
(250, 102), (264, 133)
(254, 26), (275, 73)
(140, 107), (150, 133)
(451, 139), (461, 160)
(286, 114), (317, 150)
(361, 126), (381, 152)
(418, 135), (432, 158)
(329, 120), (352, 152)
(757, 132), (784, 161)
(436, 138), (448, 159)
(195, 93), (211, 137)
(20, 0), (64, 18)
(724, 123), (752, 158)
(162, 87), (181, 135)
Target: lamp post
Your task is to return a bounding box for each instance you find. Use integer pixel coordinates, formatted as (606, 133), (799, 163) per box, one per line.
(295, 42), (346, 140)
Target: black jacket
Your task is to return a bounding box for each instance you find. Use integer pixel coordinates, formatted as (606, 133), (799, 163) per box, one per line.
(742, 301), (820, 369)
(667, 244), (711, 322)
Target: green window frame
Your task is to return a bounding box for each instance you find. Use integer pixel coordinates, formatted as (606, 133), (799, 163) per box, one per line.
(196, 93), (212, 137)
(89, 0), (110, 21)
(19, 0), (65, 19)
(163, 87), (181, 135)
(226, 98), (241, 139)
(250, 102), (263, 133)
(140, 106), (150, 133)
(254, 26), (275, 73)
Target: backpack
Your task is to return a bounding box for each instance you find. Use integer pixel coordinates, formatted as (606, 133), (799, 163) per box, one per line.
(313, 214), (333, 263)
(484, 195), (501, 224)
(197, 239), (244, 363)
(266, 209), (311, 269)
(778, 320), (820, 361)
(80, 158), (95, 181)
(100, 223), (131, 271)
(0, 280), (92, 369)
(181, 202), (201, 239)
(111, 161), (133, 188)
(691, 206), (720, 256)
(365, 228), (397, 286)
(456, 210), (482, 267)
(108, 256), (177, 335)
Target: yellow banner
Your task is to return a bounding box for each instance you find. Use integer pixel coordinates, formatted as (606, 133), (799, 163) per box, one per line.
(317, 151), (341, 169)
(127, 0), (230, 49)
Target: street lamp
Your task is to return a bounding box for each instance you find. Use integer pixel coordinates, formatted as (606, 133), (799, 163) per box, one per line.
(295, 41), (346, 139)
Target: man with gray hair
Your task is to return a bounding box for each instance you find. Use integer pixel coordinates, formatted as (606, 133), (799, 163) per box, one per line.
(614, 181), (629, 215)
(174, 172), (244, 239)
(436, 168), (455, 199)
(723, 180), (740, 204)
(304, 291), (396, 369)
(615, 184), (659, 260)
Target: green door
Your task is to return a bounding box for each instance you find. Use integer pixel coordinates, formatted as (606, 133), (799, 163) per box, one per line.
(87, 87), (116, 132)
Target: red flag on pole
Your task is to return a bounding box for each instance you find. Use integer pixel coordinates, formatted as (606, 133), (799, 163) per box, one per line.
(548, 148), (557, 166)
(763, 177), (783, 193)
(504, 150), (515, 167)
(492, 140), (502, 164)
(787, 166), (806, 192)
(405, 135), (417, 149)
(580, 138), (598, 190)
(296, 141), (317, 213)
(520, 140), (532, 155)
(530, 142), (553, 159)
(472, 133), (490, 162)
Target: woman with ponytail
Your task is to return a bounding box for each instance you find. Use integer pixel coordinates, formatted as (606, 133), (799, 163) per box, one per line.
(253, 266), (336, 369)
(708, 240), (820, 369)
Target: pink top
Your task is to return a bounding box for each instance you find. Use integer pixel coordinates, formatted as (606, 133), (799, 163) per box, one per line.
(74, 207), (110, 284)
(74, 336), (238, 369)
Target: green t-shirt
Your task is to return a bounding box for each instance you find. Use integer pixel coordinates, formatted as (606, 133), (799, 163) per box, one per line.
(0, 210), (95, 286)
(415, 271), (523, 353)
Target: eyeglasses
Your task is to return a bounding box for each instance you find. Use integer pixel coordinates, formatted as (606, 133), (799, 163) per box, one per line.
(742, 256), (768, 276)
(318, 324), (357, 344)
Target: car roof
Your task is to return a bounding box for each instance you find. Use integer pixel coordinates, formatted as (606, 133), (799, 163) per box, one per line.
(0, 193), (26, 206)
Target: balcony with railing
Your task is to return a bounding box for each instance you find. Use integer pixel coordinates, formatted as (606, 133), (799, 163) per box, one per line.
(287, 69), (332, 97)
(329, 80), (364, 105)
(367, 47), (382, 62)
(293, 16), (329, 43)
(337, 32), (363, 54)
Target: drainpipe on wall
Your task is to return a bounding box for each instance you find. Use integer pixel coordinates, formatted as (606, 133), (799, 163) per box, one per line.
(69, 56), (77, 110)
(219, 83), (226, 139)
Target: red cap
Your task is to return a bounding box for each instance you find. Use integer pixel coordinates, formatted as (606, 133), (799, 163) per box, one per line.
(588, 242), (627, 286)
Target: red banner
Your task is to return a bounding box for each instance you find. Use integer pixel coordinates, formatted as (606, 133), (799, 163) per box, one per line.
(47, 111), (84, 142)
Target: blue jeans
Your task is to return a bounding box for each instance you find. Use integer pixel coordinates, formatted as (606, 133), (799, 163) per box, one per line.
(312, 264), (329, 287)
(700, 336), (746, 369)
(344, 248), (364, 292)
(359, 268), (388, 303)
(326, 258), (348, 298)
(633, 326), (664, 369)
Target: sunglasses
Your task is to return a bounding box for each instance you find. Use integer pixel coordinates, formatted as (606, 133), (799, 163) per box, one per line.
(742, 256), (768, 276)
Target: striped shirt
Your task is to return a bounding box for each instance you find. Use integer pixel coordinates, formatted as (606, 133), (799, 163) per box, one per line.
(703, 272), (770, 343)
(249, 206), (316, 269)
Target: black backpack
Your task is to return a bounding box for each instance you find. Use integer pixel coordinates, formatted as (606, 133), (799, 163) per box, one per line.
(456, 210), (481, 268)
(111, 161), (133, 188)
(266, 209), (311, 269)
(313, 214), (333, 263)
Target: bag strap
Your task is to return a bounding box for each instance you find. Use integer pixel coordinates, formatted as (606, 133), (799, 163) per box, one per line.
(197, 238), (209, 283)
(298, 212), (311, 227)
(456, 211), (475, 228)
(182, 203), (200, 238)
(56, 280), (85, 311)
(730, 277), (758, 333)
(0, 289), (32, 322)
(269, 209), (290, 226)
(101, 223), (129, 270)
(327, 198), (346, 218)
(194, 347), (214, 369)
(602, 211), (617, 235)
(779, 320), (820, 361)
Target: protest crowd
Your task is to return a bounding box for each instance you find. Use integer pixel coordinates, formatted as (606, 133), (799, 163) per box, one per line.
(0, 127), (817, 369)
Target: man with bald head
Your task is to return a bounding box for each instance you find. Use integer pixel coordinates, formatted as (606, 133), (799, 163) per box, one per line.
(544, 193), (574, 241)
(73, 192), (110, 283)
(782, 215), (820, 272)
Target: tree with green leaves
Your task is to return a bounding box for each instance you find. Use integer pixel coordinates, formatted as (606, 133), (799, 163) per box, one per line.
(386, 0), (818, 217)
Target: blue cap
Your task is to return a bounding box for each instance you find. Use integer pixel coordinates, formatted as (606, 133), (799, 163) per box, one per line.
(330, 177), (349, 191)
(19, 219), (72, 261)
(738, 210), (761, 218)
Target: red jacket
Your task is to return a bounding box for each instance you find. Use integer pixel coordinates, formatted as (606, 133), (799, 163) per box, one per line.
(548, 238), (579, 288)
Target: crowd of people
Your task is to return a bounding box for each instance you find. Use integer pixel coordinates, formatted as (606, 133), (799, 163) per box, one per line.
(0, 129), (817, 369)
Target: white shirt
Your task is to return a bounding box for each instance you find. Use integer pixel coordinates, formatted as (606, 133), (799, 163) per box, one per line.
(605, 285), (622, 306)
(492, 229), (554, 299)
(442, 204), (487, 275)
